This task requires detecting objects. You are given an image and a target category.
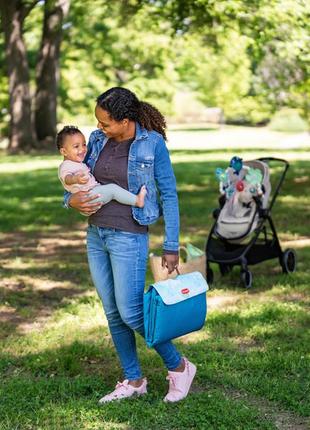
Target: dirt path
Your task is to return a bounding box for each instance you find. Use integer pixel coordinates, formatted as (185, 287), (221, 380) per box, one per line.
(223, 385), (309, 430)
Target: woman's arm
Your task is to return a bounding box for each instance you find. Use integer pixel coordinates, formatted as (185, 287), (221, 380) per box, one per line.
(154, 136), (180, 273)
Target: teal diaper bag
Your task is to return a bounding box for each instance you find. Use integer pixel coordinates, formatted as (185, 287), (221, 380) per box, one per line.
(144, 271), (208, 347)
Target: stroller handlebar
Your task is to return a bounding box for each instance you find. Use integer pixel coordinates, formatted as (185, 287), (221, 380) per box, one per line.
(257, 157), (289, 168)
(257, 157), (290, 212)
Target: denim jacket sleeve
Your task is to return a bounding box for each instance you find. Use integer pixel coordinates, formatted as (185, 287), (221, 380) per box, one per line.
(154, 137), (179, 252)
(63, 190), (71, 208)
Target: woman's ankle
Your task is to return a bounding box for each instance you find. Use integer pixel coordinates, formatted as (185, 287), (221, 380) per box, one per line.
(128, 378), (144, 388)
(171, 358), (185, 373)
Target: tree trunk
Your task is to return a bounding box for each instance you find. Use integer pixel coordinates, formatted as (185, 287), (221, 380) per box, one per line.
(35, 0), (70, 147)
(0, 0), (38, 153)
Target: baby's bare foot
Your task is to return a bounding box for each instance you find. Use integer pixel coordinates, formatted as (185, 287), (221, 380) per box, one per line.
(136, 185), (147, 208)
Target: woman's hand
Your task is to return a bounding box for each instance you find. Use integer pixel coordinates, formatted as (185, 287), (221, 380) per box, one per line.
(69, 191), (102, 216)
(162, 254), (179, 274)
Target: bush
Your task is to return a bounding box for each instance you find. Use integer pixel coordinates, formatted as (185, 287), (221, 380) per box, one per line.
(269, 108), (309, 132)
(224, 97), (271, 126)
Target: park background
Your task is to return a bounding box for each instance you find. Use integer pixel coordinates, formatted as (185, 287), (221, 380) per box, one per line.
(0, 1), (309, 429)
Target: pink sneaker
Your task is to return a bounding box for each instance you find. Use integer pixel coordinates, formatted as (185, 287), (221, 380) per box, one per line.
(98, 378), (147, 404)
(164, 358), (196, 403)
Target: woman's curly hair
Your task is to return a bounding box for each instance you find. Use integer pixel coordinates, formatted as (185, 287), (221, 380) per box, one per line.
(96, 87), (167, 140)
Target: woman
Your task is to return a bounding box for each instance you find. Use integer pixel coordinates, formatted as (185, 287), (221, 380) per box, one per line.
(65, 87), (196, 403)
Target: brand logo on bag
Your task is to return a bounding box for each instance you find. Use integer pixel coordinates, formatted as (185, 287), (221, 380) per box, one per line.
(181, 288), (190, 294)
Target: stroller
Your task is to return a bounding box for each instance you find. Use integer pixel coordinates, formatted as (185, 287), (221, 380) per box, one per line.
(205, 157), (297, 288)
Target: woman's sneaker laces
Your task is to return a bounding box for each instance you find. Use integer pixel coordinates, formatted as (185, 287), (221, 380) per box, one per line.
(98, 378), (147, 404)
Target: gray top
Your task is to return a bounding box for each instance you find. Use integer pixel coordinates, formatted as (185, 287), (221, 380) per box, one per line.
(88, 137), (148, 234)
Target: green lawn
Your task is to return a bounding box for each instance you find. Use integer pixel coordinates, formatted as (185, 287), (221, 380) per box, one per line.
(0, 148), (309, 430)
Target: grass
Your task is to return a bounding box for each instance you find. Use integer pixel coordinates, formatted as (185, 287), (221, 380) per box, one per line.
(0, 146), (309, 429)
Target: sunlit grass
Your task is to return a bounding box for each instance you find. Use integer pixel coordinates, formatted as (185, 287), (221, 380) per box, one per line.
(171, 150), (310, 163)
(0, 157), (60, 173)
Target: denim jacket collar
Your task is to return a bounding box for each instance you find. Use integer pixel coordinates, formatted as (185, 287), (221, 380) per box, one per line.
(98, 122), (148, 143)
(134, 122), (148, 141)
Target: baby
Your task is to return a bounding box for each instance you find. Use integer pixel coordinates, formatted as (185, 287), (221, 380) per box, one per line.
(57, 125), (146, 208)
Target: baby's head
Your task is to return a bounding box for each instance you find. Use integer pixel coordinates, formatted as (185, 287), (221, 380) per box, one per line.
(56, 126), (86, 162)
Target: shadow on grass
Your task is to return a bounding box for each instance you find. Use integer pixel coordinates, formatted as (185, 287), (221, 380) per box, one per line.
(0, 294), (309, 427)
(0, 158), (309, 234)
(0, 156), (309, 336)
(0, 151), (309, 428)
(0, 227), (91, 337)
(0, 285), (91, 338)
(0, 375), (275, 430)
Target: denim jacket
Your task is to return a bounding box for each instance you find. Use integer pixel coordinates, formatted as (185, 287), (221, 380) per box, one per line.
(63, 123), (179, 252)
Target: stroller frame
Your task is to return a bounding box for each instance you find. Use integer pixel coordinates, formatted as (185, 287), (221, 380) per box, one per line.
(205, 157), (297, 288)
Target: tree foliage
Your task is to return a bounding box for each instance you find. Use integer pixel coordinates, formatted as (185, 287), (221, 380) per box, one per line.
(153, 0), (309, 122)
(0, 0), (309, 151)
(58, 0), (176, 124)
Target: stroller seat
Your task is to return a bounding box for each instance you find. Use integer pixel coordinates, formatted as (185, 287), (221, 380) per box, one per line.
(206, 157), (296, 288)
(215, 160), (271, 242)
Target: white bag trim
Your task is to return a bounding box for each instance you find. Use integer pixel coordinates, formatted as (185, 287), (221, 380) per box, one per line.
(150, 271), (208, 305)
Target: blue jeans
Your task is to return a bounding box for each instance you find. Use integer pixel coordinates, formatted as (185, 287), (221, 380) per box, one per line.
(86, 224), (182, 380)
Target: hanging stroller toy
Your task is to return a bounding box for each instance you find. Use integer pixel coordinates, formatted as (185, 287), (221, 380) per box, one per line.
(206, 157), (296, 288)
(214, 156), (271, 241)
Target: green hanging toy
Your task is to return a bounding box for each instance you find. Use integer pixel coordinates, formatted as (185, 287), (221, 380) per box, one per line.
(245, 168), (263, 195)
(246, 168), (263, 185)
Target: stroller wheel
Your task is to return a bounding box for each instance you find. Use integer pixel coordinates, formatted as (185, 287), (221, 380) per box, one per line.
(219, 263), (232, 276)
(241, 270), (252, 288)
(281, 249), (297, 274)
(207, 268), (214, 285)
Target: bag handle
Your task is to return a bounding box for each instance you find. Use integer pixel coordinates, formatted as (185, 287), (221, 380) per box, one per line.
(179, 246), (190, 262)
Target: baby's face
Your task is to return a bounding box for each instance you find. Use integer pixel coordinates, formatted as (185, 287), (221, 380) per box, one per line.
(60, 133), (87, 162)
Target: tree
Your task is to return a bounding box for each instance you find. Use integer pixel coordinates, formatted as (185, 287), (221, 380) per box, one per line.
(35, 0), (70, 146)
(0, 0), (39, 152)
(0, 0), (70, 152)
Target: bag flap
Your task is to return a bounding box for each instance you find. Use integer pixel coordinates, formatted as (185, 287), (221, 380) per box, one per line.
(150, 271), (208, 305)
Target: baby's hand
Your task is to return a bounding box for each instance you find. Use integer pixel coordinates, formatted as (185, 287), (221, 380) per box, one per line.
(76, 172), (89, 184)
